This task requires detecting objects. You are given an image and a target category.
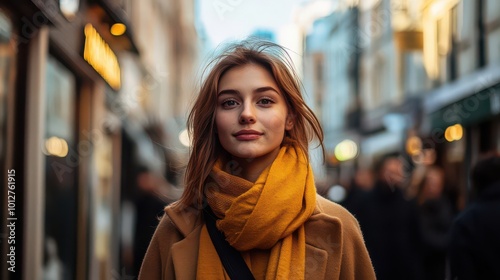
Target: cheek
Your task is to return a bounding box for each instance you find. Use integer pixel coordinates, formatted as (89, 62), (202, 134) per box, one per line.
(265, 112), (288, 130)
(215, 112), (238, 140)
(215, 112), (229, 133)
(215, 117), (222, 134)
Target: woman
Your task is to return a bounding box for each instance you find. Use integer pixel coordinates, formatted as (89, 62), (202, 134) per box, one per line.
(416, 166), (454, 280)
(139, 40), (375, 279)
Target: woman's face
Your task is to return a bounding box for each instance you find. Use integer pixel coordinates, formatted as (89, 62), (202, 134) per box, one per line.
(423, 169), (444, 199)
(215, 63), (293, 163)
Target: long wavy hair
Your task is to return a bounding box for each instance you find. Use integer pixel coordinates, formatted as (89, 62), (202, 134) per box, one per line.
(177, 39), (325, 209)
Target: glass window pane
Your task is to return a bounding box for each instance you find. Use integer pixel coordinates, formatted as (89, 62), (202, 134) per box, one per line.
(0, 8), (16, 170)
(43, 55), (77, 280)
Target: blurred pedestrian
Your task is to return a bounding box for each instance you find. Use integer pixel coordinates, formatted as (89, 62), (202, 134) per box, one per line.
(416, 165), (454, 280)
(355, 153), (424, 280)
(341, 168), (374, 215)
(133, 167), (171, 275)
(127, 120), (181, 276)
(449, 153), (500, 279)
(139, 39), (375, 279)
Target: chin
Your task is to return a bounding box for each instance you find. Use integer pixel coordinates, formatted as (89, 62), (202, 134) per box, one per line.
(229, 147), (272, 160)
(223, 142), (281, 161)
(232, 151), (266, 160)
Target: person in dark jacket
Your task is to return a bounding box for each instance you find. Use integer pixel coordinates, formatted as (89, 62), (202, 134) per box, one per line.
(355, 154), (424, 280)
(341, 168), (374, 215)
(449, 153), (500, 279)
(416, 165), (454, 280)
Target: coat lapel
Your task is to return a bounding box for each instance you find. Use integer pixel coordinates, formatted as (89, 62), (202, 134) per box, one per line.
(304, 197), (343, 279)
(166, 205), (204, 280)
(171, 225), (203, 280)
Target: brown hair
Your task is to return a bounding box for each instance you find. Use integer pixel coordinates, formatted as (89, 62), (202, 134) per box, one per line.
(178, 39), (325, 208)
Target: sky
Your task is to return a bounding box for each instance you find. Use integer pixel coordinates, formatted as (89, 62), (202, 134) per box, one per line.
(197, 0), (340, 79)
(198, 0), (305, 48)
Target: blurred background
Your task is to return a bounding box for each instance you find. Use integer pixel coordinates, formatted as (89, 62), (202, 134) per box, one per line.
(0, 0), (499, 279)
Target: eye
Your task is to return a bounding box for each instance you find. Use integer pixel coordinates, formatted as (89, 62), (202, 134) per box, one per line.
(258, 98), (274, 106)
(221, 99), (239, 108)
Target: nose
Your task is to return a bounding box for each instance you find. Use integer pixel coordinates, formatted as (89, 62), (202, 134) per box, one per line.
(239, 103), (256, 124)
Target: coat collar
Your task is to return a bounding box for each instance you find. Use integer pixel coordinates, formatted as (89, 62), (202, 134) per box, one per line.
(165, 202), (204, 237)
(165, 195), (342, 279)
(164, 195), (335, 238)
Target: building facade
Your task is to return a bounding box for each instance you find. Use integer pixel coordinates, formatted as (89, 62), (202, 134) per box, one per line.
(0, 0), (199, 279)
(421, 0), (500, 197)
(303, 7), (361, 188)
(303, 0), (500, 200)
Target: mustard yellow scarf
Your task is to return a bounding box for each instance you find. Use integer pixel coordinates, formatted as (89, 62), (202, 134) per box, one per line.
(196, 144), (317, 279)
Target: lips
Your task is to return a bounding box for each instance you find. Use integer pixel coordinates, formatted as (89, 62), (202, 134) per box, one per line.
(233, 129), (263, 141)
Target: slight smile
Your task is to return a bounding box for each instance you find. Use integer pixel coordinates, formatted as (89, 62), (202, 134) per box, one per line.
(233, 129), (264, 141)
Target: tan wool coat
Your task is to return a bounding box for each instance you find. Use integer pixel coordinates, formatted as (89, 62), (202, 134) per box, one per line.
(138, 195), (376, 279)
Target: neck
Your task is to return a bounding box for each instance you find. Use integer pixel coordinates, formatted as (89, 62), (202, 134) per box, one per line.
(228, 149), (281, 183)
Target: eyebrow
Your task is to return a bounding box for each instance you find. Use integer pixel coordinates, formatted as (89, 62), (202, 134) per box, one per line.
(217, 86), (280, 96)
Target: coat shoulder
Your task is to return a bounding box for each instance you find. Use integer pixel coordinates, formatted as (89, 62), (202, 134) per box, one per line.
(164, 201), (203, 237)
(156, 210), (181, 236)
(315, 195), (360, 228)
(305, 195), (376, 279)
(138, 209), (183, 279)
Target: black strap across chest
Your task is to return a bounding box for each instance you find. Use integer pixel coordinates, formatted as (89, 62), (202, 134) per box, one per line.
(203, 205), (255, 280)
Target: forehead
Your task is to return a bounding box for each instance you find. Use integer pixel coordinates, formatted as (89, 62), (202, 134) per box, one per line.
(218, 64), (277, 89)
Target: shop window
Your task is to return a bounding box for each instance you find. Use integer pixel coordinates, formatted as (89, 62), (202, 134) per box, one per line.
(43, 55), (77, 280)
(423, 1), (460, 84)
(92, 133), (115, 278)
(436, 5), (459, 84)
(0, 11), (17, 277)
(373, 53), (385, 106)
(0, 8), (16, 180)
(485, 0), (500, 65)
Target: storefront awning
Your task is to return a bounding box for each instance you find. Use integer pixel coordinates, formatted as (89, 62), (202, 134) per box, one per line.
(429, 84), (500, 130)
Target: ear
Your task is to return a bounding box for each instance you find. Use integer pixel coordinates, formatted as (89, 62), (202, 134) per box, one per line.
(285, 114), (294, 131)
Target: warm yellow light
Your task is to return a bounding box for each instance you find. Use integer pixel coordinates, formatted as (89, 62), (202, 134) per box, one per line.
(334, 139), (358, 162)
(453, 124), (463, 140)
(406, 136), (422, 156)
(84, 24), (121, 90)
(44, 136), (69, 157)
(437, 12), (451, 55)
(423, 0), (460, 79)
(429, 0), (448, 17)
(444, 127), (452, 142)
(423, 15), (438, 79)
(110, 23), (126, 36)
(445, 124), (463, 142)
(179, 129), (191, 147)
